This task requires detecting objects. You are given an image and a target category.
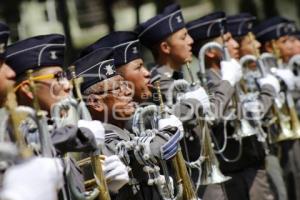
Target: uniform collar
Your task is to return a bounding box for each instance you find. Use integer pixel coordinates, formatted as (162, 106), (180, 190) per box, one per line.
(157, 65), (175, 79)
(209, 67), (222, 79)
(157, 64), (184, 79)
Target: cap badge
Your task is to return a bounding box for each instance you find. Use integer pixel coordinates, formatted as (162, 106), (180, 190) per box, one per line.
(105, 64), (115, 76)
(132, 46), (138, 54)
(50, 51), (58, 60)
(176, 16), (182, 23)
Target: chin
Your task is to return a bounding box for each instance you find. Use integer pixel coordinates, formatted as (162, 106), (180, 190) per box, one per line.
(116, 105), (135, 117)
(185, 55), (193, 62)
(140, 91), (151, 101)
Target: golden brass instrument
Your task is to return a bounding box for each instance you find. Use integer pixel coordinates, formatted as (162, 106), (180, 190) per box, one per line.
(27, 69), (54, 157)
(154, 80), (198, 200)
(5, 87), (33, 159)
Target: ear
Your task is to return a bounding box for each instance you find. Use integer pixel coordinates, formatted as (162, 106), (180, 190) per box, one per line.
(160, 41), (171, 55)
(86, 94), (104, 112)
(19, 83), (34, 100)
(116, 66), (125, 76)
(205, 49), (219, 59)
(264, 41), (273, 53)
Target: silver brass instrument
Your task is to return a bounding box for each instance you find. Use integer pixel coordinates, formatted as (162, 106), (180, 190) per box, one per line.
(288, 54), (300, 75)
(51, 66), (110, 200)
(166, 67), (230, 187)
(197, 117), (231, 186)
(288, 54), (300, 68)
(222, 36), (257, 139)
(155, 80), (198, 200)
(197, 41), (244, 163)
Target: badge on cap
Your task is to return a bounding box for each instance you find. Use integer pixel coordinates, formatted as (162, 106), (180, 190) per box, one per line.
(50, 51), (58, 60)
(176, 16), (183, 23)
(132, 46), (138, 54)
(105, 64), (115, 76)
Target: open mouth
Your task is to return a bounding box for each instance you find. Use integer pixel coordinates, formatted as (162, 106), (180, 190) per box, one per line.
(146, 81), (154, 89)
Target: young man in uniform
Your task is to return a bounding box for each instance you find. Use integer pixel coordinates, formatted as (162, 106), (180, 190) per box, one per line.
(0, 23), (65, 200)
(136, 4), (244, 200)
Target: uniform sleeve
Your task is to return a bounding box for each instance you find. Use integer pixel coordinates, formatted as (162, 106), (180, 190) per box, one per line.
(51, 125), (97, 154)
(208, 80), (235, 120)
(257, 84), (276, 116)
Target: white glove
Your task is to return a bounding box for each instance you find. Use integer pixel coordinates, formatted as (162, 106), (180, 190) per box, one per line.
(271, 68), (296, 90)
(1, 157), (64, 200)
(78, 120), (105, 146)
(221, 58), (242, 86)
(103, 155), (129, 193)
(181, 87), (210, 113)
(257, 74), (280, 94)
(159, 175), (174, 198)
(158, 114), (184, 133)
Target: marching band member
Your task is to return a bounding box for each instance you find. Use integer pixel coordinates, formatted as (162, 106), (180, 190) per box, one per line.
(0, 23), (64, 200)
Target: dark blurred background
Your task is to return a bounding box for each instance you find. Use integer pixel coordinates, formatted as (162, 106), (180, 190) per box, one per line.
(1, 0), (299, 67)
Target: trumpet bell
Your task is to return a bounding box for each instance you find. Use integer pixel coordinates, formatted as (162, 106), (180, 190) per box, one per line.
(200, 164), (231, 185)
(292, 127), (300, 139)
(289, 106), (300, 140)
(272, 122), (295, 143)
(239, 119), (257, 138)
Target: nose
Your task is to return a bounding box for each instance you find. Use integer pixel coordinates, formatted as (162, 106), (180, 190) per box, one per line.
(62, 79), (72, 93)
(231, 38), (239, 49)
(255, 40), (261, 49)
(187, 33), (194, 45)
(124, 84), (133, 97)
(142, 66), (150, 79)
